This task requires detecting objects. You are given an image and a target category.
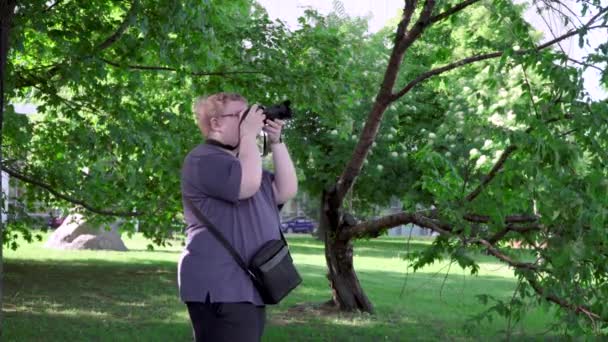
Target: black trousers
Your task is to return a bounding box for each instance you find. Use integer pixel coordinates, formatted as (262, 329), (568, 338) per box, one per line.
(186, 295), (266, 342)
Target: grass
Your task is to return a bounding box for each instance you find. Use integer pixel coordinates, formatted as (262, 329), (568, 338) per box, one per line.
(3, 232), (560, 341)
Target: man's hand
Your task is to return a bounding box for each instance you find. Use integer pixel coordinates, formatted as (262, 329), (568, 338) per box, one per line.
(240, 105), (265, 139)
(263, 119), (285, 144)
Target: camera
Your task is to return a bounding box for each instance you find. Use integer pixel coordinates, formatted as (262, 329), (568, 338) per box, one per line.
(243, 100), (293, 123)
(260, 100), (293, 122)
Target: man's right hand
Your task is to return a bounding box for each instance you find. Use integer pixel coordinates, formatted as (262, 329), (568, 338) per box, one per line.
(240, 104), (265, 139)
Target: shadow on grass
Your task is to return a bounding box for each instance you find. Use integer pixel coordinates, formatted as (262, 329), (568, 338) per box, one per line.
(4, 249), (555, 341)
(3, 310), (192, 342)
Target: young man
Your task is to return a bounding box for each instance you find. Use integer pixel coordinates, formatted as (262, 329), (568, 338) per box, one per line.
(179, 92), (298, 341)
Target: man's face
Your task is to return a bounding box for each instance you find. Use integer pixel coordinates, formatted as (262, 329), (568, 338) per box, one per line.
(217, 100), (247, 146)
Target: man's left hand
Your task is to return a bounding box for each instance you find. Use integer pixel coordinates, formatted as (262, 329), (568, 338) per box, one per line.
(263, 119), (285, 144)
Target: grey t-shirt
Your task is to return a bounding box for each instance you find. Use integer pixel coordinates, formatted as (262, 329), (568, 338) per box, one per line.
(178, 143), (281, 306)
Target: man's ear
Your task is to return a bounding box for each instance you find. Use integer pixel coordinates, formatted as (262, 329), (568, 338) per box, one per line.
(209, 117), (222, 132)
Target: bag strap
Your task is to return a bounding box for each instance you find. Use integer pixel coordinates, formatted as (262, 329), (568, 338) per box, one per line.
(185, 197), (259, 282)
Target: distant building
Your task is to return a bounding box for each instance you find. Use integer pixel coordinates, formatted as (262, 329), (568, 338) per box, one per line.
(385, 197), (434, 237)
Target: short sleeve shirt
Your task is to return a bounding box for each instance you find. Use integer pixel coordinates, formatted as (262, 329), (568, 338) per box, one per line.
(178, 143), (281, 305)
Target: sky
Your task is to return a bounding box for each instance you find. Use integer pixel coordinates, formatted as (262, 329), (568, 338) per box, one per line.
(257, 0), (607, 100)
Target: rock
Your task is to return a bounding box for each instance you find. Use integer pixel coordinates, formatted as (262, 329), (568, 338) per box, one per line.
(45, 213), (128, 251)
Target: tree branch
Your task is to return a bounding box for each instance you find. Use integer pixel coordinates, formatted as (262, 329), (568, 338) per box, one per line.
(479, 233), (605, 322)
(16, 0), (139, 89)
(463, 213), (539, 224)
(342, 212), (414, 239)
(394, 0), (418, 45)
(538, 0), (585, 28)
(2, 166), (143, 217)
(525, 274), (603, 322)
(390, 6), (608, 101)
(341, 206), (603, 321)
(429, 0), (482, 24)
(44, 0), (64, 12)
(465, 145), (518, 202)
(566, 56), (604, 72)
(476, 238), (540, 270)
(342, 208), (540, 240)
(465, 103), (576, 202)
(101, 58), (264, 76)
(96, 0), (139, 52)
(397, 0), (436, 52)
(341, 210), (453, 240)
(335, 0), (437, 205)
(487, 223), (541, 244)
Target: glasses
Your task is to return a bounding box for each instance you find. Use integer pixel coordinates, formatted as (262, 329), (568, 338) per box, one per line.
(217, 111), (241, 119)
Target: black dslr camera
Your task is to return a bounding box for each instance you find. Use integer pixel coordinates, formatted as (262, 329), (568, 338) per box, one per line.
(261, 100), (293, 122)
(244, 100), (293, 123)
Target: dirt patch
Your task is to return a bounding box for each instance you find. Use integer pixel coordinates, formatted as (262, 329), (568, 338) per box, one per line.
(270, 301), (365, 326)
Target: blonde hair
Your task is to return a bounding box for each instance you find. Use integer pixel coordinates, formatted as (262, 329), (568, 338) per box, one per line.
(192, 92), (247, 136)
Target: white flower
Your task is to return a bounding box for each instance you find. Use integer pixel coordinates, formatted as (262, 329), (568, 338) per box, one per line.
(469, 148), (480, 158)
(475, 155), (487, 167)
(377, 164), (384, 171)
(506, 110), (516, 121)
(482, 139), (493, 150)
(489, 113), (504, 126)
(428, 132), (436, 139)
(513, 45), (521, 51)
(391, 152), (399, 158)
(387, 134), (394, 140)
(330, 129), (338, 135)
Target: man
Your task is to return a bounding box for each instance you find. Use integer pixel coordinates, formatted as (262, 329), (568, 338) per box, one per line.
(179, 92), (298, 341)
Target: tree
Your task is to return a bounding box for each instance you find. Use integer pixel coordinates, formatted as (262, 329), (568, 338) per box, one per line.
(0, 0), (344, 333)
(303, 0), (608, 334)
(0, 0), (17, 336)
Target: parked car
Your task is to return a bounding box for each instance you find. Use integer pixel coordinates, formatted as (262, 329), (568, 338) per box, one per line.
(280, 216), (316, 234)
(47, 215), (66, 229)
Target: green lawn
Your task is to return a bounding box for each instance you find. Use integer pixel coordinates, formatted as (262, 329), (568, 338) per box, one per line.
(3, 232), (559, 341)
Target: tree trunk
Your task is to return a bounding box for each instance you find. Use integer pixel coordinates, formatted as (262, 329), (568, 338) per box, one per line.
(321, 189), (374, 313)
(0, 0), (16, 336)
